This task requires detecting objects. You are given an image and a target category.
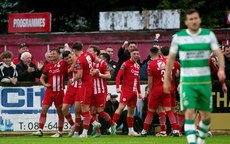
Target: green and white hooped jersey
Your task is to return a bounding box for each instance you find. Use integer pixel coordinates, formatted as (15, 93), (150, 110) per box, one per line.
(170, 28), (219, 84)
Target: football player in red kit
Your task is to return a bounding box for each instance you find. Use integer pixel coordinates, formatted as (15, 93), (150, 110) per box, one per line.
(87, 45), (117, 137)
(113, 48), (142, 137)
(141, 47), (179, 136)
(71, 42), (101, 138)
(32, 48), (68, 137)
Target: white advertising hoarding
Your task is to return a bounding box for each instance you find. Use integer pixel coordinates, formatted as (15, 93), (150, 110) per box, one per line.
(99, 10), (180, 30)
(0, 85), (146, 131)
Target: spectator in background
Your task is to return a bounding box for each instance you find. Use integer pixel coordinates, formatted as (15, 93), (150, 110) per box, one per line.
(13, 42), (29, 65)
(0, 51), (17, 85)
(16, 52), (43, 82)
(140, 33), (161, 80)
(223, 45), (230, 79)
(153, 33), (161, 47)
(114, 41), (140, 79)
(105, 46), (118, 75)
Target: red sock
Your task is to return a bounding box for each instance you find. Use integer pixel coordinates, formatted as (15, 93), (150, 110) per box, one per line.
(166, 110), (177, 130)
(144, 111), (154, 131)
(65, 112), (74, 126)
(174, 112), (178, 125)
(82, 111), (91, 130)
(58, 114), (64, 132)
(113, 113), (120, 123)
(126, 116), (134, 128)
(75, 117), (81, 133)
(178, 114), (184, 132)
(91, 113), (97, 123)
(98, 111), (115, 126)
(158, 112), (166, 131)
(38, 113), (47, 129)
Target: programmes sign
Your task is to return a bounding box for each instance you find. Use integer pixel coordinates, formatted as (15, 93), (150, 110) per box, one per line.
(8, 12), (51, 33)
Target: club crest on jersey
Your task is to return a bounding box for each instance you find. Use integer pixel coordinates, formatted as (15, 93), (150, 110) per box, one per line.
(106, 65), (111, 70)
(77, 63), (81, 68)
(120, 65), (125, 70)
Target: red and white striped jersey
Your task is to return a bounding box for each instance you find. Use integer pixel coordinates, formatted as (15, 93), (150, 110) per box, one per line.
(67, 64), (82, 88)
(43, 60), (68, 91)
(93, 59), (109, 94)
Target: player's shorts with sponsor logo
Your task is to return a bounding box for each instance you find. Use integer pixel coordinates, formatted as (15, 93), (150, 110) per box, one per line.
(180, 84), (212, 112)
(63, 86), (78, 105)
(148, 88), (171, 110)
(78, 81), (94, 105)
(119, 90), (138, 107)
(91, 93), (107, 108)
(42, 89), (64, 108)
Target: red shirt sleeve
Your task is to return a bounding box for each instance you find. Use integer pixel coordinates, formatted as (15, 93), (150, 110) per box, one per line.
(209, 58), (218, 73)
(43, 64), (49, 75)
(102, 60), (109, 73)
(137, 79), (141, 94)
(147, 62), (153, 77)
(116, 63), (125, 89)
(76, 58), (83, 71)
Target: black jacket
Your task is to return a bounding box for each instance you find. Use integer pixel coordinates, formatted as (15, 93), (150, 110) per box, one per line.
(16, 61), (42, 82)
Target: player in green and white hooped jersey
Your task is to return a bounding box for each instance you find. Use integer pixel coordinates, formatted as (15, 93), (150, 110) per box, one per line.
(163, 9), (226, 144)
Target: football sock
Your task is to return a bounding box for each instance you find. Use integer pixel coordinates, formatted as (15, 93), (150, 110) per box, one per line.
(113, 113), (120, 123)
(127, 116), (134, 131)
(58, 114), (64, 132)
(158, 112), (166, 131)
(38, 113), (47, 129)
(75, 117), (81, 133)
(184, 119), (196, 144)
(65, 112), (74, 126)
(166, 110), (177, 130)
(82, 111), (91, 130)
(143, 111), (154, 131)
(98, 111), (115, 126)
(197, 119), (211, 144)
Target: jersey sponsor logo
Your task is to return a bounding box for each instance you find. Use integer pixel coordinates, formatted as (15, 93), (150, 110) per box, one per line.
(131, 69), (139, 76)
(49, 69), (60, 74)
(186, 51), (205, 59)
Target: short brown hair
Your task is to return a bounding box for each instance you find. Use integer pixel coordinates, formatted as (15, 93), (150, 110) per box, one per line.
(1, 51), (13, 59)
(72, 41), (83, 51)
(89, 45), (100, 56)
(129, 48), (139, 53)
(186, 9), (199, 16)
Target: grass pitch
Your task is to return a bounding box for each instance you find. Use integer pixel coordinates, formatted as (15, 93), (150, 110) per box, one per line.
(0, 135), (229, 144)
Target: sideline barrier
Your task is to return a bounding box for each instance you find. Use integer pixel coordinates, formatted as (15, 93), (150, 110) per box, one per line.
(0, 81), (229, 132)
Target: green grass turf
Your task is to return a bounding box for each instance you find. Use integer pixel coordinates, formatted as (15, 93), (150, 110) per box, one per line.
(0, 135), (229, 144)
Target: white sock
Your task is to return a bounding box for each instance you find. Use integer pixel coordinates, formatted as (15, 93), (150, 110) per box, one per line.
(129, 127), (134, 133)
(82, 129), (88, 135)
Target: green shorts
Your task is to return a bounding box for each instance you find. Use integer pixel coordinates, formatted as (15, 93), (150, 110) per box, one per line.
(180, 84), (212, 112)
